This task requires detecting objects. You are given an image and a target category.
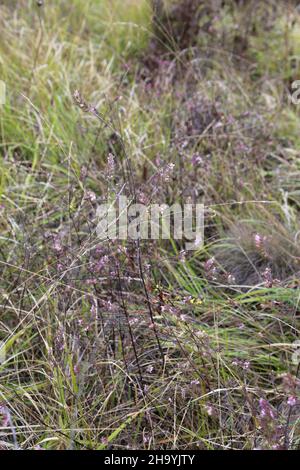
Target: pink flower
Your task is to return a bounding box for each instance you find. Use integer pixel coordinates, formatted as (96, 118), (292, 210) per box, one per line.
(262, 267), (273, 288)
(160, 163), (175, 182)
(287, 396), (297, 406)
(84, 190), (96, 202)
(259, 398), (275, 420)
(254, 233), (263, 249)
(190, 379), (200, 386)
(0, 405), (10, 427)
(53, 238), (63, 253)
(205, 257), (214, 268)
(204, 404), (215, 417)
(146, 365), (154, 374)
(191, 153), (203, 166)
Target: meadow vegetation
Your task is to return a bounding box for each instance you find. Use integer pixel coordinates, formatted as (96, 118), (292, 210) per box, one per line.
(0, 0), (299, 450)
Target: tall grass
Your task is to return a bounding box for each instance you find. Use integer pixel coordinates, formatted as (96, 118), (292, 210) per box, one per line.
(0, 0), (299, 450)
